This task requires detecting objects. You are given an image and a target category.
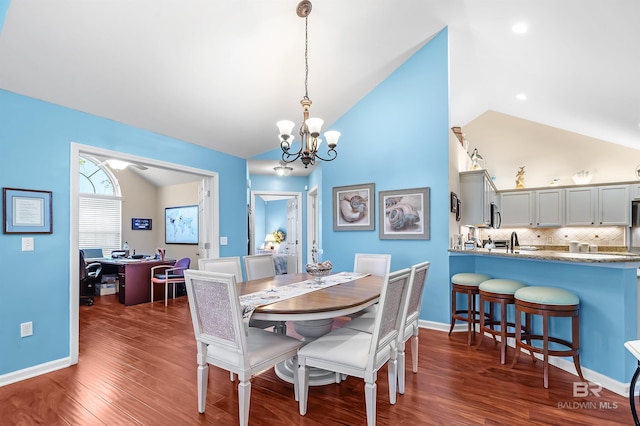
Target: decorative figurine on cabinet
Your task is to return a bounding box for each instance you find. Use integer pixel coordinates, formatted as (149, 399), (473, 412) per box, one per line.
(515, 166), (526, 189)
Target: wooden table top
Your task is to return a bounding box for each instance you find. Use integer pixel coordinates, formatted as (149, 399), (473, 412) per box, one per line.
(239, 272), (383, 321)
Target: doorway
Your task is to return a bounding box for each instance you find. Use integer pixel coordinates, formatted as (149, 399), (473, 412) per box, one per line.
(69, 143), (219, 364)
(249, 190), (302, 274)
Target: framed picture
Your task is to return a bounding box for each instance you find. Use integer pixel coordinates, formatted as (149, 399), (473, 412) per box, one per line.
(165, 205), (199, 244)
(378, 187), (430, 240)
(132, 218), (152, 230)
(450, 192), (458, 213)
(333, 183), (375, 231)
(3, 187), (53, 234)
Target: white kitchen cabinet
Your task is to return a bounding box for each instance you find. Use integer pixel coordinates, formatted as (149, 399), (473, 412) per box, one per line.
(499, 191), (533, 227)
(459, 170), (496, 228)
(535, 189), (563, 227)
(501, 189), (563, 227)
(565, 185), (629, 226)
(630, 184), (640, 200)
(565, 187), (596, 225)
(598, 185), (629, 225)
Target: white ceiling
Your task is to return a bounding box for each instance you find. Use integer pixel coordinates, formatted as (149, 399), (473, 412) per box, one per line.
(2, 1), (639, 181)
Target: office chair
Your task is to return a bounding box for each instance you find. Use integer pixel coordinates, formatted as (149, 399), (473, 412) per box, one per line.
(80, 250), (102, 306)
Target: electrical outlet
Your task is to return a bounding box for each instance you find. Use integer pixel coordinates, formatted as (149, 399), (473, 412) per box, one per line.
(20, 321), (33, 337)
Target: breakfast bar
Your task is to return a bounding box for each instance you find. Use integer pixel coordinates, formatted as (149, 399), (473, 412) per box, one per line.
(449, 248), (640, 394)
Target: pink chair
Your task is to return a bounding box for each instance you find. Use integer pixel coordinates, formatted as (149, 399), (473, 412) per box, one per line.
(150, 257), (191, 306)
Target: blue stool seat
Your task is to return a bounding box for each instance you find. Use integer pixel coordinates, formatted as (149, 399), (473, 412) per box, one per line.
(511, 286), (584, 388)
(514, 286), (579, 305)
(449, 273), (492, 345)
(451, 273), (491, 286)
(476, 279), (527, 364)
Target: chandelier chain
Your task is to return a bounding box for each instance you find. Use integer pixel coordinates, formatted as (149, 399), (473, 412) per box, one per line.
(304, 16), (309, 101)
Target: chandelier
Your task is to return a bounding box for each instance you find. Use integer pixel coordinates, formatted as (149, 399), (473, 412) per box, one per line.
(277, 0), (341, 168)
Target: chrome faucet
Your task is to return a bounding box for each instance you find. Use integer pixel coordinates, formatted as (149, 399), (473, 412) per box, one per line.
(510, 231), (520, 253)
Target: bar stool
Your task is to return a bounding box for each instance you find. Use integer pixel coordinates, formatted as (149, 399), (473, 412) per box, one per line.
(448, 273), (491, 345)
(475, 278), (527, 364)
(511, 286), (585, 388)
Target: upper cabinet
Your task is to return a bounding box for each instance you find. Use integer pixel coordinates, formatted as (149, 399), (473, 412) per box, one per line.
(500, 191), (533, 227)
(565, 185), (629, 226)
(565, 187), (596, 226)
(496, 184), (629, 229)
(536, 189), (564, 227)
(598, 185), (629, 225)
(499, 189), (563, 228)
(459, 170), (496, 228)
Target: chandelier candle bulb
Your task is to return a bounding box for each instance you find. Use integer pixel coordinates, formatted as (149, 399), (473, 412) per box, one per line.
(324, 131), (340, 148)
(305, 118), (324, 136)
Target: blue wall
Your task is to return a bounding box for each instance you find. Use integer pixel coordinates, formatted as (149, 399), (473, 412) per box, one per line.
(253, 29), (450, 324)
(320, 28), (450, 323)
(1, 22), (450, 381)
(0, 90), (247, 375)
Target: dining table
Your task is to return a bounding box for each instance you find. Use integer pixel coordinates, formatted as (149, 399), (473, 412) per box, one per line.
(238, 272), (384, 386)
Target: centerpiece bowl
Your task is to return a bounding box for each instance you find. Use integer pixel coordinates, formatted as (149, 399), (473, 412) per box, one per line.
(306, 261), (333, 284)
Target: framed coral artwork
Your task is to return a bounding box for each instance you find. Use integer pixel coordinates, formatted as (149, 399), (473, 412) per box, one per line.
(332, 183), (375, 231)
(378, 187), (430, 240)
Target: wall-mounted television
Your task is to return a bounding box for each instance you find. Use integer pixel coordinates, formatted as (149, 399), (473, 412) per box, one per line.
(165, 205), (199, 244)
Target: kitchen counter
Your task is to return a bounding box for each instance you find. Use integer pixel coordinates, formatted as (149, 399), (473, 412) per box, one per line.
(449, 249), (640, 394)
(449, 248), (640, 264)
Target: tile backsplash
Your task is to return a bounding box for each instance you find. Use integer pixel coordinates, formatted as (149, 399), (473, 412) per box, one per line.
(474, 226), (626, 249)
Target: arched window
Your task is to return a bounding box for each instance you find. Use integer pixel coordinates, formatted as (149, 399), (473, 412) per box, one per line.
(79, 156), (122, 255)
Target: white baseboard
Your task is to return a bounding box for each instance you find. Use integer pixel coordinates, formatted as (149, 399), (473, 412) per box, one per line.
(0, 357), (72, 387)
(418, 320), (630, 397)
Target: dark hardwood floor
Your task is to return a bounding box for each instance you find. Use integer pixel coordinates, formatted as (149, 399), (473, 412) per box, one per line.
(0, 294), (633, 425)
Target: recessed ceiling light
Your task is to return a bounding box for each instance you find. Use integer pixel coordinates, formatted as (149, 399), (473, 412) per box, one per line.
(516, 93), (527, 101)
(512, 22), (528, 34)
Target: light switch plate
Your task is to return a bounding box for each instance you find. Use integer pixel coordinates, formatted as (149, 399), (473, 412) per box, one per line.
(220, 236), (228, 246)
(22, 237), (34, 251)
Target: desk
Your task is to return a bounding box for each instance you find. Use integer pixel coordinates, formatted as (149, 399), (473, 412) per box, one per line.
(239, 272), (384, 385)
(99, 259), (174, 306)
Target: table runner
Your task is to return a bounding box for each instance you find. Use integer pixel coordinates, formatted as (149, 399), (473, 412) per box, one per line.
(239, 272), (368, 322)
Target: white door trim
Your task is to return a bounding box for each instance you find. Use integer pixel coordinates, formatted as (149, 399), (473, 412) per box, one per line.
(69, 143), (219, 364)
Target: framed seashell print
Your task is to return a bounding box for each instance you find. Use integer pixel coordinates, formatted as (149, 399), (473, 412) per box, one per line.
(378, 187), (430, 240)
(332, 183), (375, 231)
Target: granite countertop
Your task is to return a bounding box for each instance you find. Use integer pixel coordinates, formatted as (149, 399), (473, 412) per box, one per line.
(449, 248), (640, 263)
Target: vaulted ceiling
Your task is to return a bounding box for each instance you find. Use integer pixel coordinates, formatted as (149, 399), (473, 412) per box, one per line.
(1, 1), (638, 179)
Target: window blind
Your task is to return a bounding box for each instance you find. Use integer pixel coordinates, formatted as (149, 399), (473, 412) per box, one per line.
(79, 195), (121, 255)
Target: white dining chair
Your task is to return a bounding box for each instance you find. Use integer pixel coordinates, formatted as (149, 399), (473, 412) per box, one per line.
(183, 270), (303, 426)
(297, 268), (412, 426)
(199, 256), (285, 335)
(345, 260), (430, 394)
(243, 254), (276, 280)
(353, 253), (392, 277)
(199, 256), (244, 280)
(352, 253), (392, 316)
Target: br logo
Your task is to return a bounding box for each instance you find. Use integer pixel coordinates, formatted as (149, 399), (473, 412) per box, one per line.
(573, 382), (602, 397)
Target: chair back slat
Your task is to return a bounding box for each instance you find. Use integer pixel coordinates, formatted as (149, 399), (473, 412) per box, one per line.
(369, 268), (412, 362)
(405, 261), (430, 323)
